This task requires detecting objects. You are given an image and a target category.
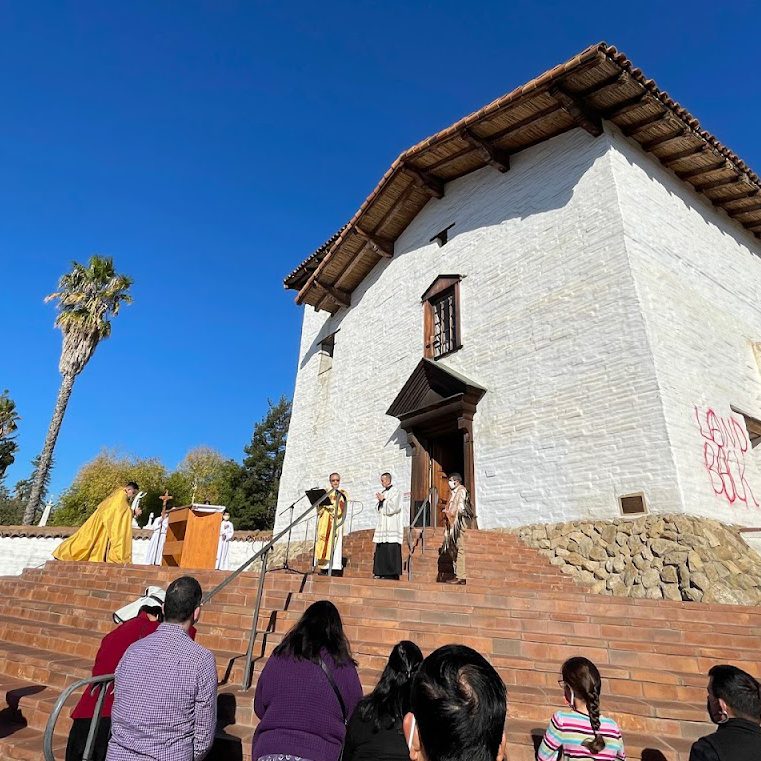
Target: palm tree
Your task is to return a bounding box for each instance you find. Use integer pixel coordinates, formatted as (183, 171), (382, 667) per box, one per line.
(23, 256), (132, 524)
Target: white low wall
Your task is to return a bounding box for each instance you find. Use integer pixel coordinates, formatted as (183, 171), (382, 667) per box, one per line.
(0, 528), (273, 577)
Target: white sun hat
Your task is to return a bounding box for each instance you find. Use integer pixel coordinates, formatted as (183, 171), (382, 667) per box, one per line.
(113, 586), (166, 624)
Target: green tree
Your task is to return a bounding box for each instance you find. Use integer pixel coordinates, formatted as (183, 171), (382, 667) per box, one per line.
(51, 451), (166, 527)
(0, 485), (23, 525)
(13, 455), (53, 524)
(0, 390), (20, 483)
(227, 397), (291, 530)
(24, 256), (133, 524)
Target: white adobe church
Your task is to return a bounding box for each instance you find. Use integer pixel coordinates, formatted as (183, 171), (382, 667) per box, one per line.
(274, 43), (761, 539)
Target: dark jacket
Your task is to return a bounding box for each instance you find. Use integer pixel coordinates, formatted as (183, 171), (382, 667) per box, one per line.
(689, 718), (761, 761)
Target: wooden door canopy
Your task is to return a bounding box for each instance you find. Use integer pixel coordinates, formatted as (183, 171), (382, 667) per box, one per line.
(386, 358), (486, 430)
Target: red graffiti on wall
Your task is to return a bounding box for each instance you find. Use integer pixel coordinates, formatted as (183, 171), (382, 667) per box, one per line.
(694, 407), (759, 508)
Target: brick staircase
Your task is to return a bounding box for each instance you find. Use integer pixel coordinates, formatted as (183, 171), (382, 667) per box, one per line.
(0, 528), (759, 761)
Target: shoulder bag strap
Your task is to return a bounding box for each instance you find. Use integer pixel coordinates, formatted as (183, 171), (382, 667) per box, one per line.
(320, 658), (348, 724)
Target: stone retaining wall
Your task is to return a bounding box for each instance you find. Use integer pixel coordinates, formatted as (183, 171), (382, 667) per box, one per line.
(516, 515), (761, 605)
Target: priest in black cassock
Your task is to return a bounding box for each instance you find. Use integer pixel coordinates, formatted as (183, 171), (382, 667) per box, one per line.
(372, 472), (403, 579)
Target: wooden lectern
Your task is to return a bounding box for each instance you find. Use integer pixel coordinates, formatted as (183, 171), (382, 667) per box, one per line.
(162, 506), (223, 569)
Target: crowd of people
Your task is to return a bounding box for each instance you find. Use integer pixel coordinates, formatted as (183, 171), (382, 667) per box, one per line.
(65, 589), (761, 761)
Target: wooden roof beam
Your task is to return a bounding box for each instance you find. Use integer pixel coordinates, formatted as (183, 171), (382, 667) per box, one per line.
(641, 128), (689, 151)
(548, 85), (602, 136)
(727, 201), (761, 218)
(402, 163), (446, 198)
(573, 71), (628, 98)
(662, 144), (709, 167)
(722, 188), (760, 202)
(697, 175), (744, 192)
(623, 111), (671, 137)
(460, 128), (511, 172)
(602, 92), (649, 119)
(314, 279), (351, 308)
(354, 226), (394, 258)
(676, 161), (730, 181)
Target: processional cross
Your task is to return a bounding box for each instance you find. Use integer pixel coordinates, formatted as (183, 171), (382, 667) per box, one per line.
(159, 490), (173, 521)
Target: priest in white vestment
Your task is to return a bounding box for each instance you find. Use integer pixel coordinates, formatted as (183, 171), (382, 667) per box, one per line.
(372, 472), (404, 579)
(144, 513), (168, 566)
(216, 511), (234, 570)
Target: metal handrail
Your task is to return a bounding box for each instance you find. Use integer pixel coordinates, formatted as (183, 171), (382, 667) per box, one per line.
(347, 499), (364, 535)
(406, 487), (437, 581)
(201, 490), (328, 606)
(203, 490), (332, 689)
(44, 674), (114, 761)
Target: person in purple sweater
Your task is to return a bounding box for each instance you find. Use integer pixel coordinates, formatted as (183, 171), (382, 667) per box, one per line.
(253, 600), (363, 761)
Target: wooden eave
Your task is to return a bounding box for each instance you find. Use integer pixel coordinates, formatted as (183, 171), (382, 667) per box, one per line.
(285, 42), (761, 313)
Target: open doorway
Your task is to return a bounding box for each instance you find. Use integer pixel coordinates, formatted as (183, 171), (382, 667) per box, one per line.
(386, 358), (485, 527)
(408, 430), (465, 527)
(429, 432), (465, 526)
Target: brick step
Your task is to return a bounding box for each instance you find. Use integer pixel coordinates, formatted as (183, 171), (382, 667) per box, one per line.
(285, 594), (761, 653)
(0, 637), (259, 716)
(3, 563), (308, 597)
(0, 594), (288, 641)
(7, 566), (306, 598)
(0, 611), (279, 668)
(16, 560), (302, 585)
(304, 576), (761, 625)
(259, 612), (761, 678)
(0, 577), (302, 616)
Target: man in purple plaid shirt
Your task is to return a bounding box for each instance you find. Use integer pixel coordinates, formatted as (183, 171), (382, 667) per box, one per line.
(107, 576), (218, 761)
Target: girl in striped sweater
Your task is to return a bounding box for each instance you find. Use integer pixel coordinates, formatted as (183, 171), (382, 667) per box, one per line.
(537, 657), (626, 760)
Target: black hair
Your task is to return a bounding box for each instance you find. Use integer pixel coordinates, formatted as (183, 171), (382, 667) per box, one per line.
(164, 576), (202, 624)
(358, 641), (423, 731)
(273, 600), (356, 665)
(381, 472), (392, 480)
(126, 481), (139, 490)
(709, 664), (761, 722)
(411, 644), (506, 761)
(138, 604), (164, 623)
(448, 473), (463, 484)
(562, 657), (605, 753)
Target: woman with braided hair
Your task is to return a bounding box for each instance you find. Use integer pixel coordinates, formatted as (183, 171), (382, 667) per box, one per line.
(537, 656), (626, 760)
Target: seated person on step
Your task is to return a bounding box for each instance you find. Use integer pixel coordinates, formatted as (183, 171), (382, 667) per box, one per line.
(536, 656), (626, 761)
(65, 597), (164, 761)
(689, 664), (761, 761)
(344, 640), (424, 761)
(404, 644), (507, 761)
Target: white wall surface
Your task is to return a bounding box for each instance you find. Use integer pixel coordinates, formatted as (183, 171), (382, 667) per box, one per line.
(610, 126), (761, 525)
(0, 535), (270, 576)
(276, 127), (687, 534)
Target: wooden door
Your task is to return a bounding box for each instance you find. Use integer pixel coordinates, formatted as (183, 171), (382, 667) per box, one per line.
(430, 441), (451, 528)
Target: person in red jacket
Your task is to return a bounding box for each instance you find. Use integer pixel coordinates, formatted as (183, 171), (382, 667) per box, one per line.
(65, 605), (162, 761)
(65, 603), (198, 761)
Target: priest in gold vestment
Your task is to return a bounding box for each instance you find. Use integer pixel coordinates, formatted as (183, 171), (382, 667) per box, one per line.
(53, 482), (140, 563)
(314, 473), (347, 574)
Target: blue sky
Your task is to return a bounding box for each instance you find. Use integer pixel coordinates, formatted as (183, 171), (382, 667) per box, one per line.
(1, 1), (759, 498)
